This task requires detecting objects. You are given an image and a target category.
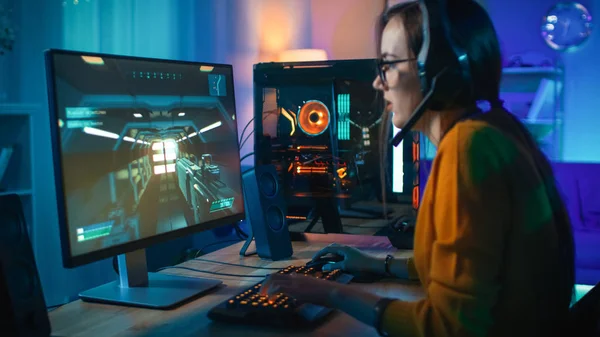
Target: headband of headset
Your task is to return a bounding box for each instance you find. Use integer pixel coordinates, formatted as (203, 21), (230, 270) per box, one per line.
(391, 0), (473, 146)
(418, 0), (472, 108)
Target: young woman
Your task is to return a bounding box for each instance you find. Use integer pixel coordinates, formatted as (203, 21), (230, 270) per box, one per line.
(261, 1), (575, 336)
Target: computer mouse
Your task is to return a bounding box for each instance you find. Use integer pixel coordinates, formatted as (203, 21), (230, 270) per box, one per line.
(306, 254), (383, 283)
(305, 253), (344, 269)
(389, 215), (415, 233)
(386, 215), (415, 250)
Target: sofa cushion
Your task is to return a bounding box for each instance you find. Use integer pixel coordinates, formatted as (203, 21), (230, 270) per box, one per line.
(578, 177), (600, 231)
(573, 229), (600, 269)
(552, 163), (600, 231)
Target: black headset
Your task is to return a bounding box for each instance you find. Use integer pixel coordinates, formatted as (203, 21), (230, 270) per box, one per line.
(391, 0), (473, 147)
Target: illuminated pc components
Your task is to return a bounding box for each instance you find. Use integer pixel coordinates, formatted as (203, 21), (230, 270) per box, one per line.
(297, 100), (330, 136)
(288, 145), (328, 151)
(295, 165), (328, 175)
(411, 132), (420, 212)
(253, 59), (418, 227)
(290, 162), (348, 178)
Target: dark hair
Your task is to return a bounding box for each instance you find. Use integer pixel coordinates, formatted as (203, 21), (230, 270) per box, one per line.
(377, 0), (575, 325)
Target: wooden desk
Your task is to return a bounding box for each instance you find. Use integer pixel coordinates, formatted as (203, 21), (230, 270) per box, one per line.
(49, 235), (423, 337)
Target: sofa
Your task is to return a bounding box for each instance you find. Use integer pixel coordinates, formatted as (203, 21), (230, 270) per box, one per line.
(552, 163), (600, 285)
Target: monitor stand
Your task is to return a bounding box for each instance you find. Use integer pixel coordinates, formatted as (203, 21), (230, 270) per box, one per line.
(79, 249), (222, 309)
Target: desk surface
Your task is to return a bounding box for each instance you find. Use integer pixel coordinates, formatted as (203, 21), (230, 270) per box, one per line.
(49, 235), (423, 337)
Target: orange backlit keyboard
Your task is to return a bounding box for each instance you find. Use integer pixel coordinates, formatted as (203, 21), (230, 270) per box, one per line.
(207, 264), (353, 328)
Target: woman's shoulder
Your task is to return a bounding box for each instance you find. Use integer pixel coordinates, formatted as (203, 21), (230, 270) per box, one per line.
(438, 119), (522, 166)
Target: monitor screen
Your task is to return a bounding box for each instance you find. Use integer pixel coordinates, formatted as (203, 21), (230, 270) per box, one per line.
(390, 125), (418, 206)
(46, 50), (244, 264)
(392, 124), (405, 194)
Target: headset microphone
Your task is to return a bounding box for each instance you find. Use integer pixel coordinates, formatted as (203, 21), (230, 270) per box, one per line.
(391, 0), (472, 147)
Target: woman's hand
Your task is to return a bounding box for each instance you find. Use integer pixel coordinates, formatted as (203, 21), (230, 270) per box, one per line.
(260, 272), (384, 328)
(259, 273), (344, 307)
(313, 243), (384, 274)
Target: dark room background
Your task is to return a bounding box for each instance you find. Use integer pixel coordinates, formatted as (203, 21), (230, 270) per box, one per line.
(0, 0), (598, 307)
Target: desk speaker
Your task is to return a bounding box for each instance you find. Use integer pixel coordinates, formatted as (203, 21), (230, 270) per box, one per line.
(0, 194), (51, 337)
(242, 165), (293, 260)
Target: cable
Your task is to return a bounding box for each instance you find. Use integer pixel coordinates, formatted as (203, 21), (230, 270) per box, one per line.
(193, 257), (282, 270)
(239, 129), (254, 151)
(239, 109), (278, 153)
(239, 116), (255, 147)
(234, 222), (248, 240)
(156, 265), (271, 278)
(239, 152), (254, 163)
(239, 109), (277, 147)
(194, 239), (242, 258)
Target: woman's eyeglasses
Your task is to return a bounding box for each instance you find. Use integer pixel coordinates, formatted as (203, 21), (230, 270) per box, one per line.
(376, 58), (416, 85)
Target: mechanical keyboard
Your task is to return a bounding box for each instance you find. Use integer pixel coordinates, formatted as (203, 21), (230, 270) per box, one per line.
(207, 264), (353, 328)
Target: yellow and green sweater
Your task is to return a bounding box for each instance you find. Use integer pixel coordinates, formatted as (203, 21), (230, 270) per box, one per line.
(382, 117), (572, 337)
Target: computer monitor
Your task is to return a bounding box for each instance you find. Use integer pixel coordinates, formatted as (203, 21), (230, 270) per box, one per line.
(44, 49), (245, 309)
(390, 126), (418, 206)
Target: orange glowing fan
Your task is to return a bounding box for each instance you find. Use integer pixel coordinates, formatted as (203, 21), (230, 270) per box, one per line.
(298, 100), (330, 136)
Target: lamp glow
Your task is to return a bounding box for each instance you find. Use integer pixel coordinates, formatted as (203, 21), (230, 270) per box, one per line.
(278, 49), (328, 62)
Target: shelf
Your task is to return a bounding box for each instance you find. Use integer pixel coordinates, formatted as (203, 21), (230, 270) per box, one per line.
(0, 114), (32, 191)
(523, 120), (555, 140)
(0, 189), (32, 196)
(500, 66), (563, 160)
(502, 66), (562, 76)
(0, 104), (37, 261)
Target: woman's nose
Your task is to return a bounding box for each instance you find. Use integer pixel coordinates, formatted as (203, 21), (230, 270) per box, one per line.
(373, 75), (386, 91)
(373, 75), (383, 91)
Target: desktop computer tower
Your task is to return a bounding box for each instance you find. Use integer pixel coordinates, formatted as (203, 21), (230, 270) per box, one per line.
(252, 59), (416, 227)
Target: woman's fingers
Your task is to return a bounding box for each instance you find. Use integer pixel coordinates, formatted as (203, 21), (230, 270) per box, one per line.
(260, 274), (293, 297)
(312, 244), (346, 260)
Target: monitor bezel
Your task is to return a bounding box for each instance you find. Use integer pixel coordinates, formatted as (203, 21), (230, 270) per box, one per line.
(44, 49), (245, 268)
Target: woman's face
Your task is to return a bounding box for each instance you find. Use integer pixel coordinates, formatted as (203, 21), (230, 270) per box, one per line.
(372, 16), (422, 130)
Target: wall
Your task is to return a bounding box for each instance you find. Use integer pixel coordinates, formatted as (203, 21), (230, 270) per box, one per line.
(0, 0), (13, 100)
(233, 0), (313, 160)
(310, 0), (384, 60)
(552, 1), (599, 163)
(5, 0), (238, 307)
(487, 0), (599, 162)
